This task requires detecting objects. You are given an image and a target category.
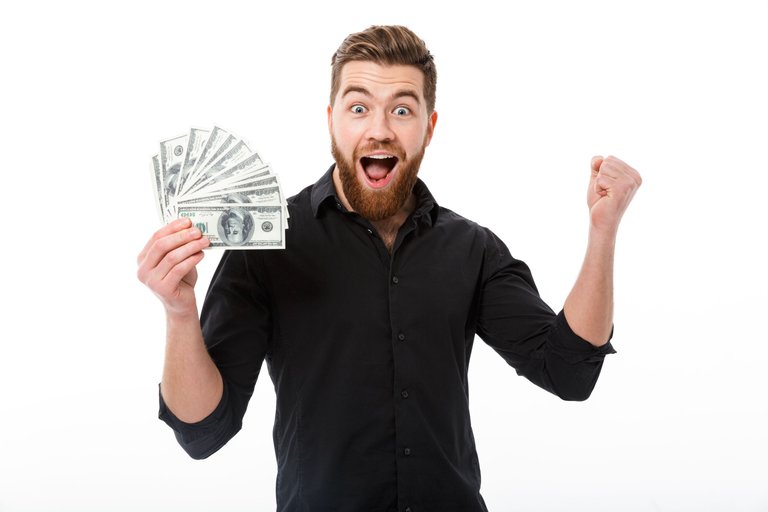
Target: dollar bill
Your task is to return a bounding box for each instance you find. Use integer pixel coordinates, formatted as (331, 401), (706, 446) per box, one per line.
(178, 185), (286, 220)
(185, 139), (254, 195)
(159, 134), (188, 220)
(177, 204), (285, 249)
(177, 127), (210, 196)
(151, 126), (288, 248)
(180, 126), (230, 196)
(183, 172), (278, 199)
(185, 157), (269, 196)
(151, 154), (165, 220)
(169, 166), (277, 217)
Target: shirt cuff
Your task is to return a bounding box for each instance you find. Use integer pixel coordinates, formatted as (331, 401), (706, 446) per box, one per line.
(158, 381), (229, 441)
(548, 310), (617, 364)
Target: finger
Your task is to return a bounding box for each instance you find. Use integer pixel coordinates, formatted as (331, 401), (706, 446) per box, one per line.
(595, 173), (615, 196)
(140, 235), (209, 292)
(160, 249), (206, 293)
(591, 155), (603, 175)
(152, 233), (210, 282)
(137, 217), (192, 265)
(145, 250), (205, 304)
(137, 227), (207, 284)
(600, 156), (642, 188)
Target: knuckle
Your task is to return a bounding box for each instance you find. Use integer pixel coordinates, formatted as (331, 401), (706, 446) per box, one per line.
(145, 276), (162, 295)
(165, 247), (183, 265)
(168, 265), (188, 281)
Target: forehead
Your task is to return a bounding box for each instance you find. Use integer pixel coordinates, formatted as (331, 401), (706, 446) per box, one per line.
(337, 61), (425, 100)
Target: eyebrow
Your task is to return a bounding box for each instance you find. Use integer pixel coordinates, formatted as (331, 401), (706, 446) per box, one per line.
(341, 86), (421, 104)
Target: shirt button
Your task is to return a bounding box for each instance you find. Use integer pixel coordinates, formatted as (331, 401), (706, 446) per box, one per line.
(398, 333), (406, 341)
(404, 447), (411, 456)
(392, 276), (399, 284)
(401, 390), (409, 399)
(366, 228), (373, 235)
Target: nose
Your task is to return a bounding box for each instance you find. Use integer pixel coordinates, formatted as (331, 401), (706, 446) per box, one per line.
(365, 109), (395, 142)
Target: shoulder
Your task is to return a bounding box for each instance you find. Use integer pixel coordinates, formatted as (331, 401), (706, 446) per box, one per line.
(432, 205), (498, 247)
(432, 204), (527, 275)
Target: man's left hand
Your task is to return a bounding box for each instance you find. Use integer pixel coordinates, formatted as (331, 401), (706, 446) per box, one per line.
(588, 155), (642, 234)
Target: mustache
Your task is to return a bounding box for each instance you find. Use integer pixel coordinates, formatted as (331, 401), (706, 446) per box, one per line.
(353, 142), (406, 160)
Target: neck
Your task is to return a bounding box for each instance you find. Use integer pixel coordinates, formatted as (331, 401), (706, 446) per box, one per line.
(369, 193), (416, 252)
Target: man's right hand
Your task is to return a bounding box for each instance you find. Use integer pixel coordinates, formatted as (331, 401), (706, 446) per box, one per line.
(137, 217), (211, 318)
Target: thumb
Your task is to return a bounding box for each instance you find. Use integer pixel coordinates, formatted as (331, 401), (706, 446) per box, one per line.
(591, 155), (603, 175)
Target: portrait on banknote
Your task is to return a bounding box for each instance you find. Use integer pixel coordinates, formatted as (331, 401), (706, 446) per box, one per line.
(218, 208), (254, 246)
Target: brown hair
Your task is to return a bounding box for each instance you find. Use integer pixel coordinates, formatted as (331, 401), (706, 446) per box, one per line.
(330, 25), (437, 114)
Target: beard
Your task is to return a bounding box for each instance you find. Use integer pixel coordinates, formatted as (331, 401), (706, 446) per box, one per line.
(331, 135), (426, 221)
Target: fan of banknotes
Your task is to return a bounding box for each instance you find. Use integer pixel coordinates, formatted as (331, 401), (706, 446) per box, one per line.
(151, 126), (287, 249)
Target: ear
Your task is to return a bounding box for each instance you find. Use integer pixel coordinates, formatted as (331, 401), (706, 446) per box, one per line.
(424, 110), (438, 148)
(327, 104), (333, 135)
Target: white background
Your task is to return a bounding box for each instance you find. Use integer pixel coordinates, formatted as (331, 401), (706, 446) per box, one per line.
(1, 1), (766, 511)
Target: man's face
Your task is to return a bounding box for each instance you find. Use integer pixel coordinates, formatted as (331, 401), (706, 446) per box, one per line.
(225, 217), (244, 243)
(328, 61), (437, 221)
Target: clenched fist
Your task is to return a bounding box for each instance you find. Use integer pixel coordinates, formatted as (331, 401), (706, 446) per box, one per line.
(588, 155), (642, 235)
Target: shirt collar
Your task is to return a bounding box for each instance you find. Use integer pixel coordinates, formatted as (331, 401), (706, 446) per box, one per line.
(311, 164), (439, 226)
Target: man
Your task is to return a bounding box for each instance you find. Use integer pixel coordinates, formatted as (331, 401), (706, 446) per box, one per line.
(137, 25), (641, 512)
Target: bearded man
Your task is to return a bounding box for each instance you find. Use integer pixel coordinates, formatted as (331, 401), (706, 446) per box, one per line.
(137, 25), (642, 512)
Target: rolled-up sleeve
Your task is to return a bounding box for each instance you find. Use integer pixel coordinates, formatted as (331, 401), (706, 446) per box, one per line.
(158, 380), (237, 460)
(158, 249), (271, 458)
(476, 229), (615, 401)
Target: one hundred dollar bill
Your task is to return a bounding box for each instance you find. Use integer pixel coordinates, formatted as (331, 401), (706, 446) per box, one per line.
(181, 126), (230, 195)
(186, 151), (263, 196)
(182, 173), (278, 199)
(178, 183), (282, 207)
(151, 154), (165, 222)
(185, 159), (270, 196)
(169, 170), (278, 217)
(177, 204), (285, 249)
(159, 134), (188, 220)
(177, 128), (210, 196)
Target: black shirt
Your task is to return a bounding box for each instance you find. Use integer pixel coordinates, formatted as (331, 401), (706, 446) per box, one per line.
(159, 166), (615, 512)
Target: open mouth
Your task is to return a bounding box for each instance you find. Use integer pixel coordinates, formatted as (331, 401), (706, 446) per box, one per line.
(360, 154), (399, 189)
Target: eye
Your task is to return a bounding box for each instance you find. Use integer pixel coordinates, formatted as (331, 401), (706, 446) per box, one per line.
(351, 104), (366, 114)
(393, 106), (411, 116)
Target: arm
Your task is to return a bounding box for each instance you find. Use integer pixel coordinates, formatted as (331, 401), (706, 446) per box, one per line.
(563, 155), (642, 346)
(136, 217), (222, 423)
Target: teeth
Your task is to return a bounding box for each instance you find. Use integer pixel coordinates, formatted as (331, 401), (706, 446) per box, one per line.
(367, 154), (395, 159)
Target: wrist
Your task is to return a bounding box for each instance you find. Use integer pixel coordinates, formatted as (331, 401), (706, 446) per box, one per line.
(588, 222), (619, 244)
(165, 305), (200, 326)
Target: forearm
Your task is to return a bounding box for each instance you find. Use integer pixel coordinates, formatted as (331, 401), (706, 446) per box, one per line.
(563, 227), (616, 347)
(160, 311), (223, 423)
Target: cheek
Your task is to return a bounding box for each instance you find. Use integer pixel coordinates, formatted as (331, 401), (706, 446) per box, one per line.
(403, 128), (428, 154)
(333, 126), (360, 154)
